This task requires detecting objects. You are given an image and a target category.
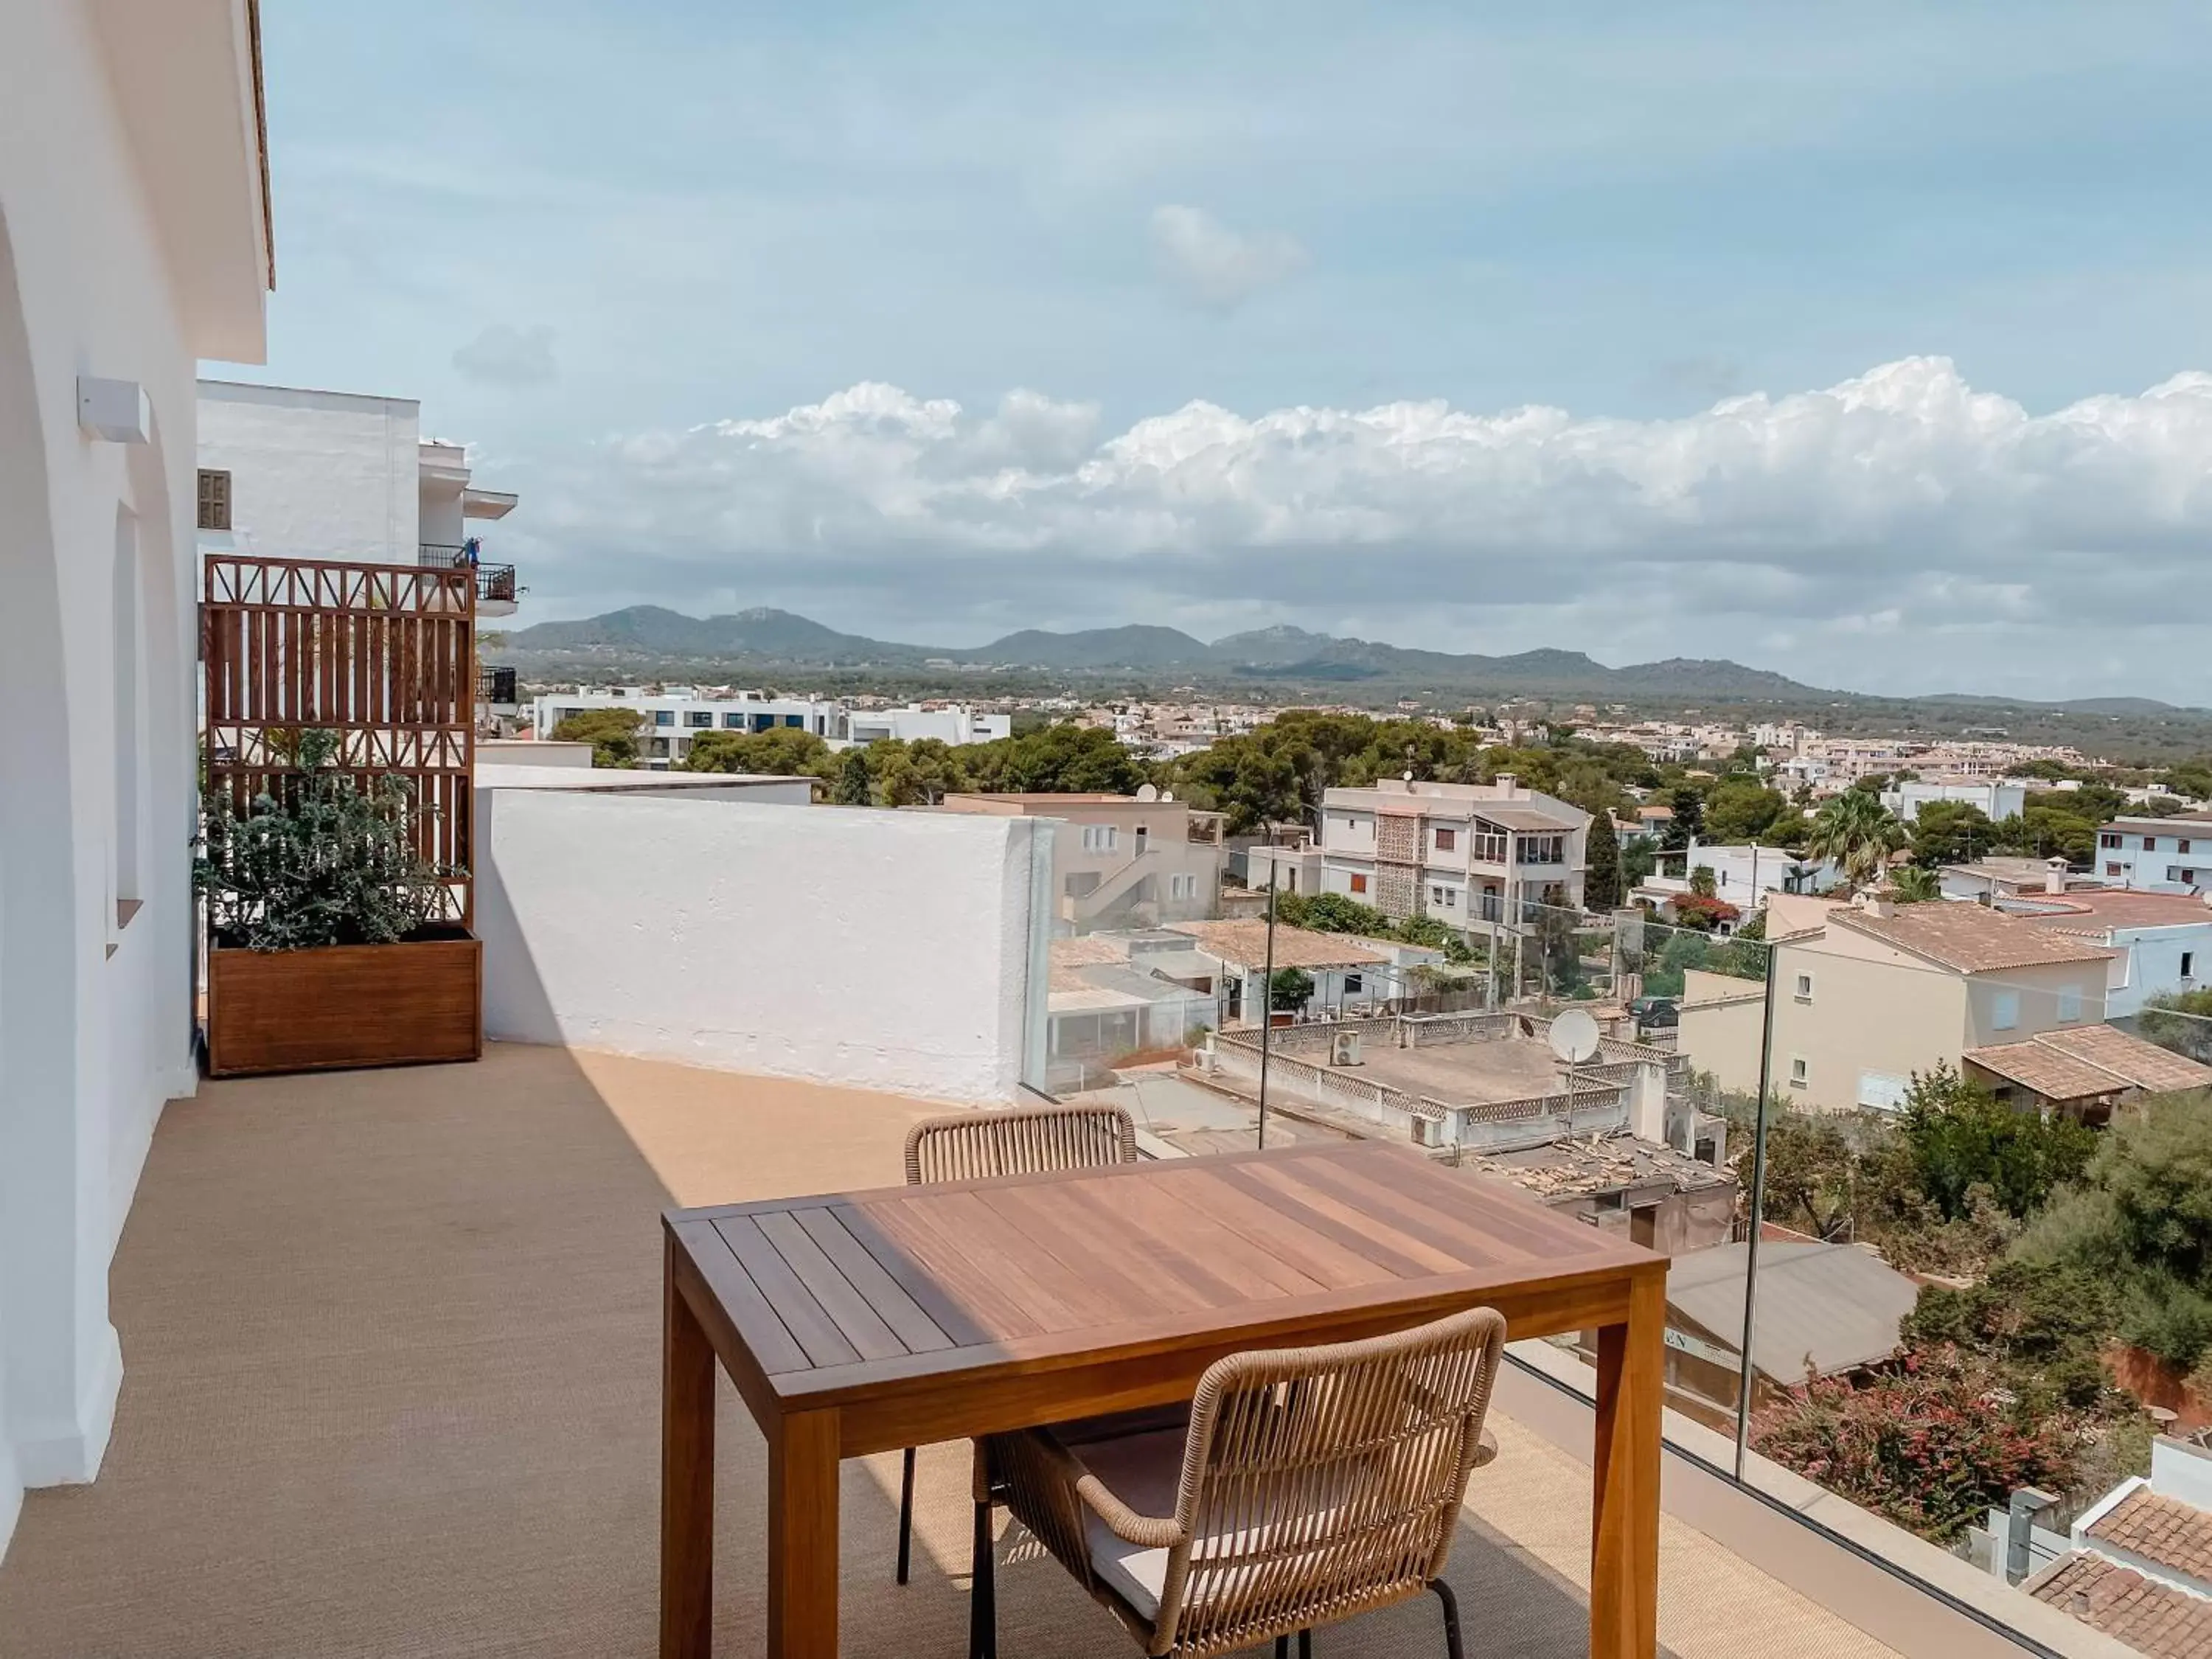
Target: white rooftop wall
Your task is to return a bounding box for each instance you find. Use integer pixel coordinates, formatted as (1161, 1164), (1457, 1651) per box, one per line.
(475, 790), (1052, 1102)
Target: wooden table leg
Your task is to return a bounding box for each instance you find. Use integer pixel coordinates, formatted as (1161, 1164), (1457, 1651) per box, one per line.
(768, 1408), (841, 1659)
(663, 1238), (717, 1659)
(1590, 1271), (1664, 1659)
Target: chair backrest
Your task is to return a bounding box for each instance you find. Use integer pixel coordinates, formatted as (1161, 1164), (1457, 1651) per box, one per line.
(1152, 1306), (1507, 1656)
(903, 1102), (1138, 1186)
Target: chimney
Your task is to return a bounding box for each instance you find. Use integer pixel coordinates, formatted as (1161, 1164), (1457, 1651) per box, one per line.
(1494, 773), (1518, 797)
(2045, 857), (2067, 896)
(1861, 894), (1895, 919)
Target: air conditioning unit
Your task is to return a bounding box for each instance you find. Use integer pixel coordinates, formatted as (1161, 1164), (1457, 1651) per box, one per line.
(1331, 1031), (1364, 1067)
(1412, 1114), (1444, 1148)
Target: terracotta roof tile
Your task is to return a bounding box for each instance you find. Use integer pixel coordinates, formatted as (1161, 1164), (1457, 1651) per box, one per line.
(2039, 1026), (2212, 1095)
(2092, 1489), (2212, 1582)
(2026, 1553), (2212, 1658)
(1829, 903), (2117, 974)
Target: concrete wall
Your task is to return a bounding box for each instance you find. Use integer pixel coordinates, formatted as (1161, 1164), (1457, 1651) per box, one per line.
(196, 380), (420, 563)
(476, 789), (1053, 1104)
(1677, 970), (1770, 1096)
(0, 0), (266, 1559)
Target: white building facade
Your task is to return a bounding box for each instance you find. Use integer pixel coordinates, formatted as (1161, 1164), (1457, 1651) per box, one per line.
(1676, 841), (1844, 902)
(0, 0), (271, 1558)
(1882, 777), (2028, 825)
(1318, 776), (1591, 926)
(2096, 813), (2212, 895)
(195, 380), (521, 616)
(846, 704), (1011, 746)
(532, 688), (845, 767)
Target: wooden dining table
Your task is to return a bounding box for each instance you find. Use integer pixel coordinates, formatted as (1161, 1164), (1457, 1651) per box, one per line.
(660, 1138), (1667, 1659)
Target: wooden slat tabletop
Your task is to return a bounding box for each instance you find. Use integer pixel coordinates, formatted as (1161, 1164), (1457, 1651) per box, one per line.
(667, 1139), (1657, 1411)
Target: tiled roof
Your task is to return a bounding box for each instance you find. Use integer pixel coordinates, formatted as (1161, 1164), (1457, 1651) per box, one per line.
(1829, 903), (2117, 974)
(2091, 1489), (2212, 1582)
(2026, 1554), (2212, 1658)
(2038, 1026), (2212, 1095)
(1963, 1040), (2127, 1102)
(1162, 921), (1391, 971)
(2017, 890), (2212, 932)
(1966, 1027), (2212, 1102)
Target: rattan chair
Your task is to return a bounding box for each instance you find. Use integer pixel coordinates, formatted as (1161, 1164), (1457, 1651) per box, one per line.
(974, 1305), (1508, 1659)
(893, 1101), (1140, 1587)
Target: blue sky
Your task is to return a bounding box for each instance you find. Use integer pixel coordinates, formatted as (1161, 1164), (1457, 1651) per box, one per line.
(232, 1), (2212, 702)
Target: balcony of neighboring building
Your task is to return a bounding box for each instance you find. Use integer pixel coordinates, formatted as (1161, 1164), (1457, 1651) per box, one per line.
(420, 541), (521, 616)
(479, 663), (520, 712)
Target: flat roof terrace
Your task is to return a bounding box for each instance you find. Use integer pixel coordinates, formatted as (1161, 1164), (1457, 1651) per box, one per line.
(1332, 1034), (1576, 1107)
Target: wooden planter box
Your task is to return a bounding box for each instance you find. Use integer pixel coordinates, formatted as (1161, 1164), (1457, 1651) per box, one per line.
(206, 928), (482, 1078)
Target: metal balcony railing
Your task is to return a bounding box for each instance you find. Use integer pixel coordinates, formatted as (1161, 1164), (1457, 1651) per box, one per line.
(479, 665), (518, 706)
(419, 543), (521, 606)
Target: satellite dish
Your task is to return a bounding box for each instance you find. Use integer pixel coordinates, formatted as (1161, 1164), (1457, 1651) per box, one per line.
(1134, 783), (1159, 801)
(1160, 790), (1173, 802)
(1548, 1008), (1601, 1065)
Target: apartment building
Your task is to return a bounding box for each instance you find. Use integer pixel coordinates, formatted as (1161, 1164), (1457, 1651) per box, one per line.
(1998, 886), (2212, 1018)
(196, 380), (522, 617)
(1317, 775), (1591, 926)
(1881, 776), (2028, 824)
(531, 687), (842, 766)
(936, 790), (1225, 935)
(844, 703), (1010, 745)
(1678, 897), (2120, 1113)
(2096, 810), (2212, 894)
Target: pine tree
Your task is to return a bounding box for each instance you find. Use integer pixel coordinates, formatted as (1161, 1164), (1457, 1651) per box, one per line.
(1584, 811), (1621, 911)
(831, 748), (874, 807)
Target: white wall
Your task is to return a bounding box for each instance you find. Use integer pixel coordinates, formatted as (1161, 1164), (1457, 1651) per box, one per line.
(0, 0), (267, 1560)
(196, 380), (420, 563)
(476, 790), (1053, 1103)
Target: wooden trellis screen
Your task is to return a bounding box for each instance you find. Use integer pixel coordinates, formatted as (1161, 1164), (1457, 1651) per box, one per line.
(201, 554), (477, 925)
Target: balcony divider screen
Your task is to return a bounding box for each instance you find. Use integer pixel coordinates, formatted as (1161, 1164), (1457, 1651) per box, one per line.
(201, 553), (477, 927)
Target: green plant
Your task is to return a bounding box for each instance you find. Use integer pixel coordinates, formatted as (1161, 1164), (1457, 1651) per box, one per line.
(1266, 967), (1315, 1010)
(549, 707), (644, 768)
(1890, 866), (1941, 904)
(195, 729), (455, 952)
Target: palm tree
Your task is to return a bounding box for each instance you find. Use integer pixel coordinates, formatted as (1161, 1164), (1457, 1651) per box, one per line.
(1890, 865), (1942, 905)
(1804, 790), (1908, 890)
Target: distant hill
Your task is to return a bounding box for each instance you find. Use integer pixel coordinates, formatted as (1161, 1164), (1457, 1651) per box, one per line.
(503, 605), (1845, 700)
(500, 605), (2201, 717)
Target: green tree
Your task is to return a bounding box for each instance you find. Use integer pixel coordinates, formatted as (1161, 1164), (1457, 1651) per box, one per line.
(1619, 839), (1658, 888)
(1908, 801), (1994, 869)
(1901, 1260), (2124, 1416)
(873, 738), (965, 807)
(962, 723), (1146, 795)
(684, 727), (835, 783)
(1688, 863), (1718, 899)
(830, 748), (874, 806)
(1891, 866), (1942, 904)
(2139, 988), (2212, 1064)
(1703, 777), (1788, 844)
(1267, 967), (1315, 1011)
(1898, 1063), (2096, 1223)
(1584, 811), (1621, 912)
(1660, 785), (1704, 851)
(550, 708), (644, 769)
(1804, 790), (1907, 888)
(2016, 1091), (2212, 1369)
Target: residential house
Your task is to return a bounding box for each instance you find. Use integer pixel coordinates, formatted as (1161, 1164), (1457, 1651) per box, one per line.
(2096, 811), (2212, 895)
(1160, 920), (1416, 1021)
(1881, 776), (2028, 825)
(1997, 887), (2212, 1018)
(936, 791), (1225, 935)
(1043, 933), (1222, 1091)
(1, 0), (273, 1545)
(1938, 855), (2111, 904)
(1317, 775), (1591, 928)
(844, 703), (1010, 745)
(1673, 841), (1843, 902)
(1677, 897), (2118, 1113)
(2027, 1436), (2212, 1657)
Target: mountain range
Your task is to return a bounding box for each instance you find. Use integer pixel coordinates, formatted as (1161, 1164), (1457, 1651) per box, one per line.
(499, 605), (2196, 716)
(503, 606), (1826, 699)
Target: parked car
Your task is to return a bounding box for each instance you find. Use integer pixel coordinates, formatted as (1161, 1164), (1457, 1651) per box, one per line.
(1627, 995), (1679, 1031)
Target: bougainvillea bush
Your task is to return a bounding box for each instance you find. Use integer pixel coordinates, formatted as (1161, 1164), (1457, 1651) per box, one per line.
(1752, 1344), (2084, 1543)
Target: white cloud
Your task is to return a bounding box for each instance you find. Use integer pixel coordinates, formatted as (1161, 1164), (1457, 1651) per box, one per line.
(453, 323), (559, 388)
(529, 358), (2212, 700)
(1147, 205), (1307, 310)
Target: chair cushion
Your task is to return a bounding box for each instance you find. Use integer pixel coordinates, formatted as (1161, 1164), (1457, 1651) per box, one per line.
(1068, 1426), (1189, 1617)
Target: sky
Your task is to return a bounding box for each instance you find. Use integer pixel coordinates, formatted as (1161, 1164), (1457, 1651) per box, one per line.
(231, 1), (2212, 703)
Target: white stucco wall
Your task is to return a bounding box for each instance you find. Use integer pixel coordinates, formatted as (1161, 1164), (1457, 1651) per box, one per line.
(196, 379), (420, 563)
(0, 0), (268, 1560)
(475, 790), (1052, 1103)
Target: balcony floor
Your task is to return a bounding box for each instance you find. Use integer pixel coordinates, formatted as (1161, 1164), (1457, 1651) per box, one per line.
(0, 1043), (1896, 1658)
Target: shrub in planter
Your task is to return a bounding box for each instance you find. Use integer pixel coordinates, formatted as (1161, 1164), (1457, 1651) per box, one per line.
(196, 729), (479, 1075)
